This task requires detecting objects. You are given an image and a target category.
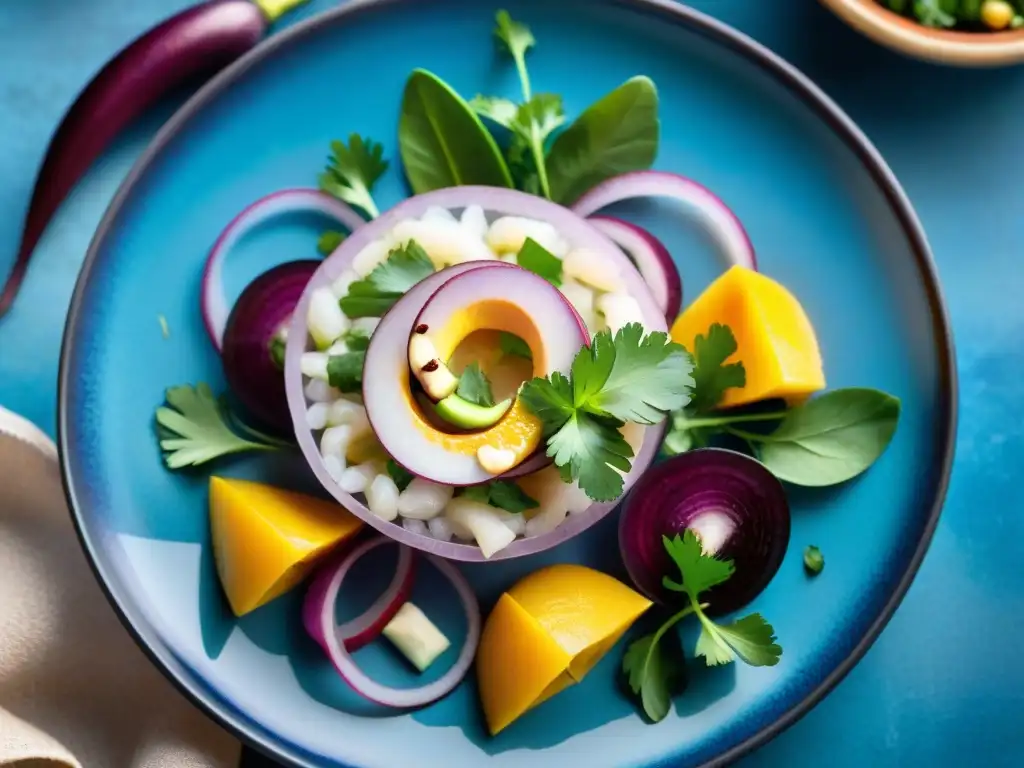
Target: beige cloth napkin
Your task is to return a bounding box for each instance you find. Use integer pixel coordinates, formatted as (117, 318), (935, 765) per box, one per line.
(0, 406), (241, 768)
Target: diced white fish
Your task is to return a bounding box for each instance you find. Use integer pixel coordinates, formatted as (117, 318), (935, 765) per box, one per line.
(331, 269), (359, 300)
(397, 478), (455, 520)
(338, 462), (377, 494)
(427, 516), (454, 542)
(352, 239), (392, 277)
(391, 219), (494, 267)
(320, 425), (353, 460)
(307, 287), (349, 349)
(301, 352), (330, 381)
(421, 205), (457, 223)
(402, 518), (430, 537)
(306, 402), (330, 431)
(525, 505), (568, 538)
(460, 204), (488, 240)
(444, 498), (516, 558)
(305, 378), (340, 403)
(486, 216), (569, 258)
(366, 474), (400, 521)
(596, 293), (646, 333)
(563, 248), (621, 293)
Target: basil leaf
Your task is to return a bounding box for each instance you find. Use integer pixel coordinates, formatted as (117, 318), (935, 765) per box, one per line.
(516, 238), (563, 285)
(756, 388), (901, 486)
(399, 69), (514, 193)
(546, 76), (659, 205)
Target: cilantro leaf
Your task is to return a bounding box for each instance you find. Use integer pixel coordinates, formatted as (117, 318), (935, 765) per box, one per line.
(499, 332), (532, 360)
(470, 95), (520, 128)
(661, 531), (735, 599)
(486, 480), (539, 513)
(519, 372), (574, 435)
(319, 134), (388, 218)
(456, 481), (539, 513)
(456, 363), (495, 407)
(327, 352), (365, 392)
(695, 613), (782, 667)
(622, 625), (686, 723)
(570, 330), (615, 407)
(317, 230), (345, 256)
(459, 485), (491, 504)
(494, 9), (535, 62)
(516, 237), (563, 285)
(688, 323), (745, 413)
(339, 241), (435, 318)
(387, 459), (414, 492)
(343, 328), (371, 352)
(155, 383), (279, 469)
(547, 413), (632, 501)
(588, 324), (694, 424)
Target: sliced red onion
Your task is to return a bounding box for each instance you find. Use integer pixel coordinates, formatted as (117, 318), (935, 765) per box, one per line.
(302, 536), (480, 707)
(334, 539), (416, 651)
(589, 216), (682, 321)
(619, 448), (790, 616)
(285, 186), (667, 562)
(221, 260), (319, 432)
(572, 171), (756, 272)
(202, 188), (366, 351)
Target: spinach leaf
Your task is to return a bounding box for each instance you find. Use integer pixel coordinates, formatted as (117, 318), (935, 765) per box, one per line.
(399, 69), (513, 193)
(546, 76), (659, 205)
(755, 388), (901, 486)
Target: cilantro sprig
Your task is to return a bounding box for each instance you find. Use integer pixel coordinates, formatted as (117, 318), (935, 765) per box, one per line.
(460, 480), (539, 514)
(339, 240), (435, 318)
(456, 363), (495, 407)
(520, 323), (693, 501)
(155, 384), (286, 469)
(623, 531), (782, 722)
(318, 134), (389, 218)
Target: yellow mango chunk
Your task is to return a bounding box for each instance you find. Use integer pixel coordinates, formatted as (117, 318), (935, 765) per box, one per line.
(209, 477), (363, 617)
(671, 266), (825, 408)
(476, 566), (651, 735)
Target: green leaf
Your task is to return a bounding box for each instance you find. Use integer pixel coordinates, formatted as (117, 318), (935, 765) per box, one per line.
(469, 95), (520, 128)
(512, 94), (565, 144)
(689, 323), (746, 413)
(804, 545), (825, 575)
(338, 241), (435, 318)
(387, 459), (414, 492)
(588, 324), (694, 424)
(546, 413), (633, 501)
(516, 237), (563, 285)
(494, 9), (535, 62)
(499, 332), (532, 360)
(622, 631), (684, 723)
(913, 0), (956, 27)
(343, 328), (371, 352)
(459, 485), (491, 504)
(456, 363), (496, 408)
(546, 76), (659, 205)
(317, 230), (346, 256)
(268, 335), (286, 371)
(570, 330), (615, 407)
(319, 134), (388, 218)
(155, 383), (278, 469)
(756, 388), (901, 486)
(695, 613), (782, 668)
(327, 352), (365, 392)
(519, 372), (575, 436)
(486, 481), (540, 513)
(399, 69), (513, 194)
(661, 531), (735, 600)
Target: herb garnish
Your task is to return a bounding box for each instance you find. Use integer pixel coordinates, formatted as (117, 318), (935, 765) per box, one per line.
(520, 323), (693, 501)
(623, 531), (781, 722)
(317, 230), (345, 256)
(387, 459), (414, 492)
(803, 545), (824, 576)
(318, 134), (388, 218)
(155, 384), (284, 469)
(339, 240), (435, 318)
(327, 352), (364, 392)
(499, 332), (532, 360)
(456, 363), (495, 407)
(460, 480), (539, 514)
(515, 237), (563, 285)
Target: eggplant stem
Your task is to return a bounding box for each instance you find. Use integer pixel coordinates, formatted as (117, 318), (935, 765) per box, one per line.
(254, 0), (311, 23)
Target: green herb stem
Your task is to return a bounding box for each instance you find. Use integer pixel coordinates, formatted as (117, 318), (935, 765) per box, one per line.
(673, 410), (788, 431)
(721, 425), (771, 443)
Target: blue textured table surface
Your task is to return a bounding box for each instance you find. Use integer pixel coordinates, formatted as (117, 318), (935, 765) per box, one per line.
(1, 1), (1021, 766)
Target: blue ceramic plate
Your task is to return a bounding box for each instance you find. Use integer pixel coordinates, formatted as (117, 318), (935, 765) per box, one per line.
(58, 1), (956, 766)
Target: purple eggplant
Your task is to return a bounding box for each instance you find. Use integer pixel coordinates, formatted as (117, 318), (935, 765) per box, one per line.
(0, 0), (309, 319)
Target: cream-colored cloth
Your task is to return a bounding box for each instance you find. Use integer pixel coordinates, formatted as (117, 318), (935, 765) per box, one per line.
(0, 406), (241, 768)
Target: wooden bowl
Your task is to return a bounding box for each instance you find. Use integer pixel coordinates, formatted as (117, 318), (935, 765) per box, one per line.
(820, 0), (1024, 66)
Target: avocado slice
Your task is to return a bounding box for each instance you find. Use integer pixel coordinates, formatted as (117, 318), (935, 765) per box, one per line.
(435, 393), (513, 430)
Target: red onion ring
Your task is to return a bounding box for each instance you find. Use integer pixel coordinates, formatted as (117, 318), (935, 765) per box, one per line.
(201, 188), (366, 351)
(571, 171), (757, 271)
(332, 540), (416, 651)
(588, 216), (682, 321)
(303, 536), (480, 707)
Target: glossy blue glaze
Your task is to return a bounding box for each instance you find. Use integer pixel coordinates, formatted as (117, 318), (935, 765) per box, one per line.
(0, 3), (1014, 768)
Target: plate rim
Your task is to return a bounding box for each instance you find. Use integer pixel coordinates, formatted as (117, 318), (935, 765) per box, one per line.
(56, 0), (958, 766)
